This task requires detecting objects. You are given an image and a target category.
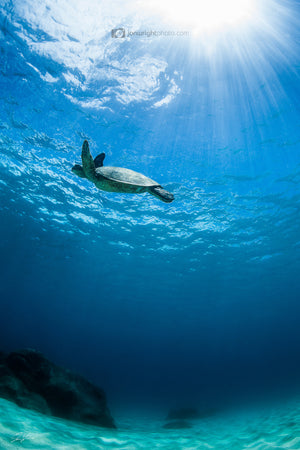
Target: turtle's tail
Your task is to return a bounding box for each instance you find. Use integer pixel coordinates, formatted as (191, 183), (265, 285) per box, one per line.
(149, 186), (174, 203)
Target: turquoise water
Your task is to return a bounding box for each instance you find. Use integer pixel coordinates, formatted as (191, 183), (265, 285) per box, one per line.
(1, 397), (300, 449)
(1, 0), (300, 446)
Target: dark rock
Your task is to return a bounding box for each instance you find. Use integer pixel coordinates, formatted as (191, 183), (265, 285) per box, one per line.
(166, 407), (199, 420)
(166, 406), (217, 421)
(0, 349), (115, 428)
(0, 371), (50, 414)
(163, 420), (192, 429)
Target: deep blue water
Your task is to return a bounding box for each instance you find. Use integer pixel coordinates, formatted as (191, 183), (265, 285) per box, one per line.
(0, 0), (300, 413)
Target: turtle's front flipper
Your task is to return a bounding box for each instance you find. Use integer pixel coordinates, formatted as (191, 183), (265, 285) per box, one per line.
(94, 153), (105, 168)
(81, 140), (96, 181)
(149, 186), (174, 203)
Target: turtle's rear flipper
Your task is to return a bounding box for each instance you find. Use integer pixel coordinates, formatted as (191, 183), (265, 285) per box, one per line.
(149, 186), (174, 203)
(72, 164), (86, 178)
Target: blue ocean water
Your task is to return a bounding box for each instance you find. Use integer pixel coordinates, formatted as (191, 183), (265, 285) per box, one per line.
(0, 0), (300, 446)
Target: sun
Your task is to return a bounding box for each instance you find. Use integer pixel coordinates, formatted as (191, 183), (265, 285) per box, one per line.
(140, 0), (256, 33)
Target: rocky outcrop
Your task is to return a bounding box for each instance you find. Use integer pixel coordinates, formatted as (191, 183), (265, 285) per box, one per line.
(163, 420), (192, 429)
(166, 406), (217, 421)
(0, 349), (115, 428)
(166, 407), (199, 421)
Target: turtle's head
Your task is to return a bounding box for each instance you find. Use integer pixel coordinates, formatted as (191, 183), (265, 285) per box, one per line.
(72, 164), (86, 179)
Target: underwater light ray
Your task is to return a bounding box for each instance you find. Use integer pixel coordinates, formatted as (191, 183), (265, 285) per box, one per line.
(138, 0), (256, 33)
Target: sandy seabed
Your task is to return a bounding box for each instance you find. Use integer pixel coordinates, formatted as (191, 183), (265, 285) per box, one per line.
(0, 397), (300, 449)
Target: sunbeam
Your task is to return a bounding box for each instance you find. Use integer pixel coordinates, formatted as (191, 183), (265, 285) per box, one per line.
(139, 0), (256, 33)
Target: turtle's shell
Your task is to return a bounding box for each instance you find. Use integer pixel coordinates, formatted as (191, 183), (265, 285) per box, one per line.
(95, 166), (159, 187)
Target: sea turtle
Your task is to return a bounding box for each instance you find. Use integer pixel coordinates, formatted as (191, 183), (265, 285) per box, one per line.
(72, 140), (174, 203)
